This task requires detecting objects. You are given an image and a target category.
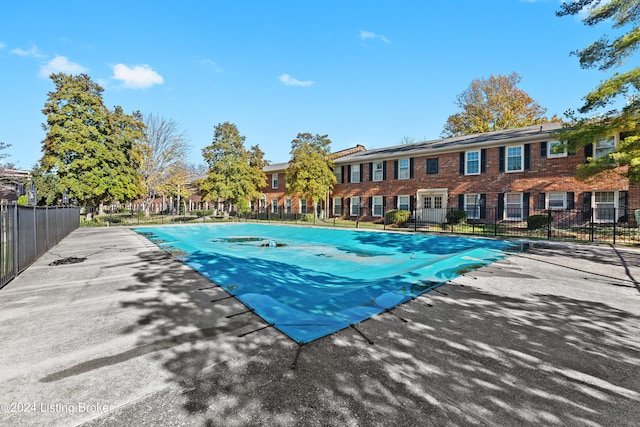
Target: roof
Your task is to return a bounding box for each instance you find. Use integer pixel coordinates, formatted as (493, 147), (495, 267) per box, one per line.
(336, 122), (564, 163)
(263, 145), (368, 173)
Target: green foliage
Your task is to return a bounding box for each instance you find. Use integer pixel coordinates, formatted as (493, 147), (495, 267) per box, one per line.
(285, 133), (336, 215)
(191, 209), (213, 218)
(527, 214), (552, 230)
(446, 210), (467, 224)
(40, 73), (144, 206)
(200, 122), (266, 211)
(17, 195), (27, 205)
(236, 199), (250, 215)
(385, 209), (410, 226)
(442, 72), (560, 137)
(300, 213), (315, 222)
(556, 1), (640, 182)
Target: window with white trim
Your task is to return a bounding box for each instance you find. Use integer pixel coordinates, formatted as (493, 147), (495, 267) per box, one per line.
(350, 164), (360, 183)
(506, 146), (523, 172)
(594, 191), (616, 222)
(334, 167), (342, 183)
(398, 159), (410, 180)
(333, 198), (342, 216)
(350, 197), (361, 216)
(300, 199), (307, 214)
(505, 193), (523, 220)
(547, 192), (566, 209)
(595, 136), (615, 160)
(372, 196), (383, 217)
(464, 194), (480, 219)
(271, 198), (278, 213)
(285, 198), (292, 214)
(372, 161), (384, 181)
(548, 141), (567, 158)
(271, 173), (278, 189)
(398, 195), (410, 211)
(465, 151), (480, 175)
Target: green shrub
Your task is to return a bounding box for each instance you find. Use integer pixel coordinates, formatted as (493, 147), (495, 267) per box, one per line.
(300, 213), (315, 222)
(385, 210), (411, 226)
(17, 195), (28, 205)
(527, 214), (552, 230)
(446, 210), (467, 224)
(191, 209), (213, 218)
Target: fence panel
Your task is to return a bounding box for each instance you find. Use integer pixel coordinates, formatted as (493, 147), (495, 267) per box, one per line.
(1, 204), (17, 289)
(0, 204), (80, 289)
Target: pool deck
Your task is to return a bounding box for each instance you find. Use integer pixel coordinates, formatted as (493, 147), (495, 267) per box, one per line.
(1, 227), (640, 427)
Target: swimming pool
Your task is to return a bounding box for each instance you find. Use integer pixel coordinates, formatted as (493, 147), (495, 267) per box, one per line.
(134, 223), (514, 343)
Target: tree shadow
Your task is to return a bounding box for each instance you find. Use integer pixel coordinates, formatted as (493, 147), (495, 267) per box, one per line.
(69, 237), (640, 426)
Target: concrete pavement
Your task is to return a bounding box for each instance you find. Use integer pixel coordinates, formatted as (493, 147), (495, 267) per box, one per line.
(1, 226), (640, 426)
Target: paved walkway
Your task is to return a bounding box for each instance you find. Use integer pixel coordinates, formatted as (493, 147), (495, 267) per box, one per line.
(1, 227), (640, 426)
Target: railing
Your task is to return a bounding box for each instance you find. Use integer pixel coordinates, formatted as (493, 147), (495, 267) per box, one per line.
(1, 204), (80, 289)
(79, 205), (640, 245)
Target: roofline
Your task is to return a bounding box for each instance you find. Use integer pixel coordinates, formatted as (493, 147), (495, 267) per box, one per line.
(334, 123), (565, 164)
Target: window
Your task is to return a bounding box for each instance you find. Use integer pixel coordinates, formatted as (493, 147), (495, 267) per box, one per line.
(548, 141), (567, 158)
(350, 197), (361, 216)
(271, 198), (278, 214)
(426, 158), (438, 174)
(271, 173), (278, 189)
(300, 199), (307, 214)
(285, 198), (292, 214)
(350, 164), (360, 183)
(398, 195), (410, 211)
(333, 198), (342, 216)
(547, 192), (566, 209)
(372, 161), (384, 181)
(595, 136), (615, 160)
(372, 196), (383, 217)
(505, 193), (523, 220)
(506, 146), (523, 172)
(594, 191), (616, 222)
(334, 166), (342, 183)
(398, 159), (410, 180)
(464, 194), (480, 219)
(465, 151), (480, 175)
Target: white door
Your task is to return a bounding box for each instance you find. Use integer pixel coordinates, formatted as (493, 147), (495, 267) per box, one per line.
(419, 194), (445, 223)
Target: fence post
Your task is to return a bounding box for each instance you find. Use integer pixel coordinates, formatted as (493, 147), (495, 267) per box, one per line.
(590, 208), (594, 242)
(547, 210), (552, 240)
(613, 207), (617, 245)
(494, 207), (498, 237)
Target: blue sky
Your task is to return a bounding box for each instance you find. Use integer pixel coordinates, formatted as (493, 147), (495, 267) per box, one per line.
(0, 0), (626, 169)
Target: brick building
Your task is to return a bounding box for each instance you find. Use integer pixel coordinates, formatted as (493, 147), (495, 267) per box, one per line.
(262, 123), (637, 224)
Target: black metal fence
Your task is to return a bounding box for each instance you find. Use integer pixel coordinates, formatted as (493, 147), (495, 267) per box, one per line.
(79, 204), (640, 246)
(234, 206), (640, 245)
(1, 204), (80, 289)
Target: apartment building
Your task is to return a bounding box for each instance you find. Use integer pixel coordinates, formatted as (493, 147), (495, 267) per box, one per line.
(262, 123), (637, 223)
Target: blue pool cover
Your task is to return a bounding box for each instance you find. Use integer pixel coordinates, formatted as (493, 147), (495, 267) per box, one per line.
(134, 223), (514, 343)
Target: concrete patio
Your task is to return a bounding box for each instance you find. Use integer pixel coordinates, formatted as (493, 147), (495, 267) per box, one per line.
(1, 226), (639, 426)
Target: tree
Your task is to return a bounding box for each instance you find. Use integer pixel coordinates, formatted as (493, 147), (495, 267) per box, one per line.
(40, 73), (144, 211)
(556, 0), (640, 182)
(139, 113), (191, 215)
(0, 141), (10, 166)
(200, 122), (266, 213)
(285, 133), (336, 217)
(442, 72), (561, 137)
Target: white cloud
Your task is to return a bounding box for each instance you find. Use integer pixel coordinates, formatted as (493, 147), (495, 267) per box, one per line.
(200, 58), (223, 73)
(112, 64), (164, 89)
(359, 30), (390, 44)
(12, 45), (47, 58)
(0, 42), (5, 50)
(39, 56), (87, 77)
(278, 73), (314, 87)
